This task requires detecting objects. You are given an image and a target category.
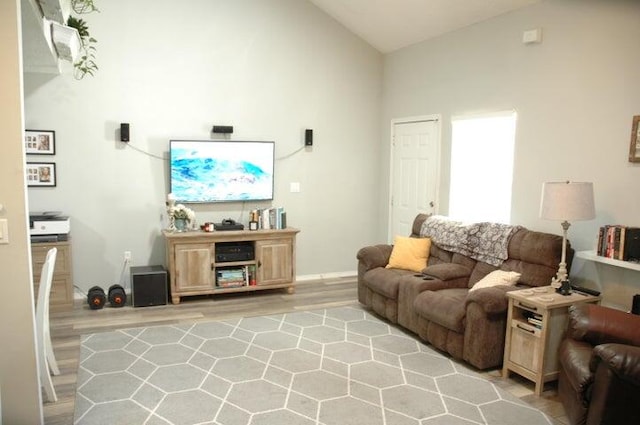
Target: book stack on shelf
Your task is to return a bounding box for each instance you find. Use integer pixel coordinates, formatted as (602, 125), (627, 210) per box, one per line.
(522, 310), (543, 329)
(250, 207), (287, 230)
(596, 225), (640, 261)
(216, 268), (246, 288)
(216, 265), (256, 288)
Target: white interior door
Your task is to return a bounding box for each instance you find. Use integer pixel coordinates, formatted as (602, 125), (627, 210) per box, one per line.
(389, 117), (440, 240)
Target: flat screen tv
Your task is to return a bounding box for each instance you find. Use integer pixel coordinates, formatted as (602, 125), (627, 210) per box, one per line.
(170, 140), (275, 203)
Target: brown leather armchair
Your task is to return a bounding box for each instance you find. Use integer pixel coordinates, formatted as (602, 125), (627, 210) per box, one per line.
(558, 303), (640, 425)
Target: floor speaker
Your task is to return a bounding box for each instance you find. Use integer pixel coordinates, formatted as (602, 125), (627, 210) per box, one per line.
(131, 265), (168, 307)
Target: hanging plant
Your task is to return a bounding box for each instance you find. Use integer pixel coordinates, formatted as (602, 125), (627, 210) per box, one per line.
(71, 0), (99, 15)
(67, 1), (99, 79)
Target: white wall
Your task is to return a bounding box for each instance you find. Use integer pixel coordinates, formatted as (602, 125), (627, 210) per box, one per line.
(0, 0), (43, 422)
(24, 0), (382, 294)
(382, 0), (640, 310)
(25, 0), (640, 310)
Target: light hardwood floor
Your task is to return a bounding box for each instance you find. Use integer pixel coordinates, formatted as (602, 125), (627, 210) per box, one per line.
(45, 277), (569, 425)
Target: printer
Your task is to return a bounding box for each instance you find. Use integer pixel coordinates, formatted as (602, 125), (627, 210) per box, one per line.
(29, 211), (70, 242)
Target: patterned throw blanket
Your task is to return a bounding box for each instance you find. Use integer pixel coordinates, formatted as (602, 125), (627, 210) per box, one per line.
(419, 215), (522, 266)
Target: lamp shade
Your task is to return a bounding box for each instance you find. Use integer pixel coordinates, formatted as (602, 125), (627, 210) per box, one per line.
(540, 181), (595, 221)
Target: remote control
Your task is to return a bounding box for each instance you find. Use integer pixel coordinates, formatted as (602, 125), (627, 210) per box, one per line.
(570, 285), (601, 296)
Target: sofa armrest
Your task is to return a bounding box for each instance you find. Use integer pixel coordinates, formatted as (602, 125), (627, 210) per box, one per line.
(356, 244), (393, 271)
(559, 338), (595, 403)
(591, 343), (640, 386)
(465, 285), (519, 315)
(463, 285), (520, 369)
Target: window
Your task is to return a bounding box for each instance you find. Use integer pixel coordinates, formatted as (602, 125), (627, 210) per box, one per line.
(449, 112), (517, 224)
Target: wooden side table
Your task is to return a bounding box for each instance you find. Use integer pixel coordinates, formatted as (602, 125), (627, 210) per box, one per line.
(502, 286), (600, 395)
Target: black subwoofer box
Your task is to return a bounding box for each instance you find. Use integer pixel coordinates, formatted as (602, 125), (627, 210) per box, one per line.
(130, 265), (168, 307)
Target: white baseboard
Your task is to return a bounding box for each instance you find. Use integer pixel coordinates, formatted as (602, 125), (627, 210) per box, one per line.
(296, 270), (357, 282)
(73, 271), (358, 299)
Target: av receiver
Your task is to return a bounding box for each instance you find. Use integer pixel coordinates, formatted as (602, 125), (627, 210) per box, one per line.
(215, 242), (254, 263)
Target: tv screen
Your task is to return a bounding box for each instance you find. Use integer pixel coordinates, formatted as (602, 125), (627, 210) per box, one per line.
(170, 140), (275, 203)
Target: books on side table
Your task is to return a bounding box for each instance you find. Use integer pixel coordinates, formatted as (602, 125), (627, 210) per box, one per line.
(522, 310), (543, 329)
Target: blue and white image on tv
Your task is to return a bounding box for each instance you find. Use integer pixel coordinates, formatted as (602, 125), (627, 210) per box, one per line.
(170, 140), (275, 203)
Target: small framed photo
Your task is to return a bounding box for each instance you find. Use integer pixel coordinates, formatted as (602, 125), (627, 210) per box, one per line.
(26, 162), (56, 187)
(25, 130), (55, 155)
(629, 116), (640, 163)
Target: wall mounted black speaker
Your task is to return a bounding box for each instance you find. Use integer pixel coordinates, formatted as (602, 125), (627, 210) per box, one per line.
(305, 129), (313, 146)
(120, 123), (130, 142)
(212, 125), (234, 134)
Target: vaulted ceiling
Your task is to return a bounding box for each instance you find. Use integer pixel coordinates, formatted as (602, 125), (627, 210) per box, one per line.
(22, 0), (543, 73)
(308, 0), (541, 53)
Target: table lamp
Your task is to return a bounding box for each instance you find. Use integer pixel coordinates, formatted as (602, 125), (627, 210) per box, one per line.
(540, 181), (595, 293)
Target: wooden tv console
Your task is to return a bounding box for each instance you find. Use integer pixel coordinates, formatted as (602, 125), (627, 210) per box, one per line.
(163, 227), (299, 304)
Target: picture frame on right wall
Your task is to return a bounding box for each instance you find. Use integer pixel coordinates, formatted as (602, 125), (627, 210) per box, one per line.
(628, 115), (640, 163)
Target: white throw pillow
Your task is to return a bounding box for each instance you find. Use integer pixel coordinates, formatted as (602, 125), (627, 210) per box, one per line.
(469, 270), (521, 292)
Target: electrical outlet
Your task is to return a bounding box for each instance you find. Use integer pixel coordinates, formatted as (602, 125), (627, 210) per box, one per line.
(124, 251), (131, 261)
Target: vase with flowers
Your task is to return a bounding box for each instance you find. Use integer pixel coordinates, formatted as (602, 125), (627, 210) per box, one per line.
(166, 195), (195, 232)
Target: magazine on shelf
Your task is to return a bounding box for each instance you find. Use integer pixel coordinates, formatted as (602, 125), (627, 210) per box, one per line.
(527, 317), (543, 328)
(216, 267), (247, 288)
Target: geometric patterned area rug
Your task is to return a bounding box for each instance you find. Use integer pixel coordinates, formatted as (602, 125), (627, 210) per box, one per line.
(74, 306), (551, 425)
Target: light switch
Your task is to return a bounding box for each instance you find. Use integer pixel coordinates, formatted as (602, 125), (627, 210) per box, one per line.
(0, 219), (8, 244)
(290, 182), (301, 193)
(522, 28), (542, 44)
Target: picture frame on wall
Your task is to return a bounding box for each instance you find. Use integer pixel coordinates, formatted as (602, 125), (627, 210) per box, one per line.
(26, 162), (56, 187)
(628, 116), (640, 163)
(25, 129), (55, 155)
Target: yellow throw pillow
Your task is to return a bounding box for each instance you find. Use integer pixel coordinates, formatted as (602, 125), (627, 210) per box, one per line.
(385, 236), (431, 273)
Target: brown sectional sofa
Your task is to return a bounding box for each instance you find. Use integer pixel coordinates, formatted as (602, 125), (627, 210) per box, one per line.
(357, 214), (569, 370)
